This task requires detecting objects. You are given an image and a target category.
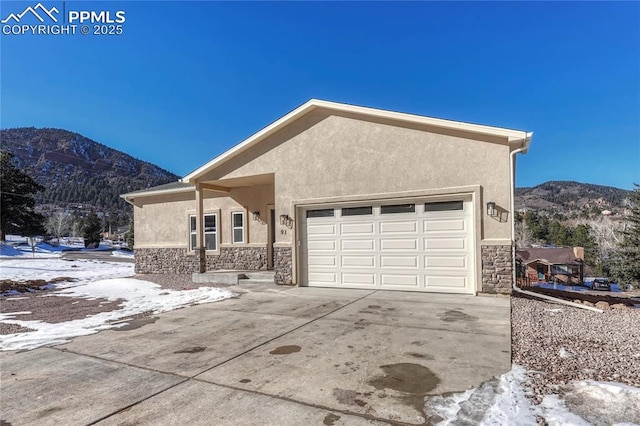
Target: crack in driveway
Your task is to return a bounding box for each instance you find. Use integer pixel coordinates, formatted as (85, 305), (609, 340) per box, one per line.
(75, 289), (397, 425)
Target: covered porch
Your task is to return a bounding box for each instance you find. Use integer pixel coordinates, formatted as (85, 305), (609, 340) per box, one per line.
(190, 173), (276, 274)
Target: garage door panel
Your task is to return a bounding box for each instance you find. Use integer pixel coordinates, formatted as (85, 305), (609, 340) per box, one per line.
(342, 273), (376, 285)
(424, 238), (466, 250)
(380, 255), (419, 268)
(308, 256), (337, 267)
(380, 239), (418, 250)
(425, 256), (466, 268)
(341, 239), (375, 251)
(341, 256), (375, 267)
(307, 224), (337, 236)
(307, 240), (336, 251)
(309, 272), (337, 284)
(381, 274), (419, 287)
(340, 222), (375, 235)
(425, 275), (467, 289)
(424, 219), (466, 232)
(380, 221), (418, 234)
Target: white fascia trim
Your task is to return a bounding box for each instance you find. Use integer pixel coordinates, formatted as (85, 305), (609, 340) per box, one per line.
(315, 100), (532, 140)
(181, 99), (533, 183)
(120, 186), (195, 202)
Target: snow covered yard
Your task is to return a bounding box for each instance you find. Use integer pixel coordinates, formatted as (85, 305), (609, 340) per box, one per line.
(0, 251), (234, 351)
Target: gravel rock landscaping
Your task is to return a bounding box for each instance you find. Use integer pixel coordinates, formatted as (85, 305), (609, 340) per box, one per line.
(511, 293), (640, 404)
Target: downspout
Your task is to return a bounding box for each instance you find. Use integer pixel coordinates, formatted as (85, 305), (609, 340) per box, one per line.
(509, 141), (603, 313)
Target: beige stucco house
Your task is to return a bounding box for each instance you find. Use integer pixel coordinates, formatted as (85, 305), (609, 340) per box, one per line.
(122, 100), (532, 294)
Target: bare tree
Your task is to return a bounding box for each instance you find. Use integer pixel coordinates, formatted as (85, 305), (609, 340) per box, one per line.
(71, 220), (81, 237)
(579, 213), (623, 270)
(515, 220), (533, 248)
(45, 211), (72, 242)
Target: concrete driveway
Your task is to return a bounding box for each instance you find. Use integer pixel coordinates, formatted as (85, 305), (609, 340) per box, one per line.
(1, 283), (510, 425)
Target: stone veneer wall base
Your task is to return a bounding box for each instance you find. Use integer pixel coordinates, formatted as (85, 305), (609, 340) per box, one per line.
(135, 247), (268, 274)
(274, 247), (293, 285)
(481, 244), (513, 294)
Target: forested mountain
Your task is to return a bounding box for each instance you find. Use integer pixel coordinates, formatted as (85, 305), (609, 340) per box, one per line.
(1, 127), (179, 225)
(515, 181), (631, 219)
(514, 181), (633, 276)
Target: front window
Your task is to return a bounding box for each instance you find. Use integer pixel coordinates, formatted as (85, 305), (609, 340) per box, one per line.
(232, 212), (245, 243)
(189, 213), (217, 251)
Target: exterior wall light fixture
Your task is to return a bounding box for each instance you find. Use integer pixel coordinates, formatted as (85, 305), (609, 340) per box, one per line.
(486, 201), (496, 217)
(280, 214), (293, 227)
(252, 211), (260, 221)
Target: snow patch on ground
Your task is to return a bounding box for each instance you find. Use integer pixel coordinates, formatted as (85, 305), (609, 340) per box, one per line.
(0, 257), (133, 284)
(539, 395), (592, 425)
(479, 365), (539, 425)
(1, 278), (234, 351)
(425, 364), (538, 425)
(1, 256), (234, 351)
(558, 347), (574, 359)
(0, 242), (70, 258)
(559, 380), (640, 425)
(425, 365), (640, 425)
(111, 250), (134, 258)
(0, 243), (22, 257)
(0, 240), (119, 259)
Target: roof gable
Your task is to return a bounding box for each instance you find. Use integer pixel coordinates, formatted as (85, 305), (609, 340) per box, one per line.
(182, 99), (532, 184)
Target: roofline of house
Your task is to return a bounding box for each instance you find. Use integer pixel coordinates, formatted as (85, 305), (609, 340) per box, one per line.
(120, 185), (195, 204)
(520, 258), (582, 266)
(181, 99), (533, 184)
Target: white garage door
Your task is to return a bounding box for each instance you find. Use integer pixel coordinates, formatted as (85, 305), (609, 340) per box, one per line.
(300, 199), (475, 294)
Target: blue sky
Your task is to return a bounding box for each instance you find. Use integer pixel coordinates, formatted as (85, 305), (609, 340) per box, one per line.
(1, 1), (638, 189)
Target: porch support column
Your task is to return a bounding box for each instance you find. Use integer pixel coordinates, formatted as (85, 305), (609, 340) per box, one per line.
(195, 182), (206, 273)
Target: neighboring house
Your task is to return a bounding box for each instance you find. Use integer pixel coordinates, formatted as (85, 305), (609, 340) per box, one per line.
(516, 247), (584, 285)
(102, 225), (130, 242)
(122, 100), (532, 295)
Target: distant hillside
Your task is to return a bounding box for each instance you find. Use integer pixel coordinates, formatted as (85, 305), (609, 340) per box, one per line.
(1, 127), (179, 224)
(515, 181), (631, 218)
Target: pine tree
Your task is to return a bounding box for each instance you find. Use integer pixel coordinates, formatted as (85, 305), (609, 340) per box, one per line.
(611, 184), (640, 287)
(126, 218), (134, 249)
(82, 211), (102, 248)
(571, 223), (599, 270)
(0, 151), (45, 241)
